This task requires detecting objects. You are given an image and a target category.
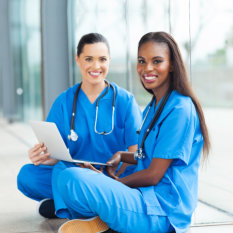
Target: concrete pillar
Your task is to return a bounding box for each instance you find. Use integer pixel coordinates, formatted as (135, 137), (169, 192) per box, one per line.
(41, 0), (70, 119)
(0, 0), (17, 121)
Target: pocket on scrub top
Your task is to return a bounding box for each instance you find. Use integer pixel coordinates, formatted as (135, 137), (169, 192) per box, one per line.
(139, 186), (166, 216)
(155, 176), (181, 215)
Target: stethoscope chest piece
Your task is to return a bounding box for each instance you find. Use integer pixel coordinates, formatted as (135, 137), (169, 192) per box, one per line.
(68, 129), (78, 141)
(134, 148), (146, 160)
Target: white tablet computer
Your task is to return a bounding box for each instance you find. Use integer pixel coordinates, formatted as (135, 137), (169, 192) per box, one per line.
(29, 120), (110, 166)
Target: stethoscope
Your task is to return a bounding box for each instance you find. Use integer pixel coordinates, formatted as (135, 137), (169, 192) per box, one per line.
(68, 80), (116, 141)
(134, 88), (173, 160)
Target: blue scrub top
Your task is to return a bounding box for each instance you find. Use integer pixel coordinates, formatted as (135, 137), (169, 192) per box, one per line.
(135, 91), (203, 233)
(46, 82), (142, 163)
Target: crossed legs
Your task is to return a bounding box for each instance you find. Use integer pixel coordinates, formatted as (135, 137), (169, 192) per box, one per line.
(57, 167), (172, 233)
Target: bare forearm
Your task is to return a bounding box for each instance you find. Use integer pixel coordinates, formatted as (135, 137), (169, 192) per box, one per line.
(120, 151), (137, 165)
(118, 169), (160, 188)
(117, 158), (173, 188)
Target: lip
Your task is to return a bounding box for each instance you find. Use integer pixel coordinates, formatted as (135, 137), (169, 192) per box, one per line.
(142, 74), (158, 83)
(88, 71), (102, 78)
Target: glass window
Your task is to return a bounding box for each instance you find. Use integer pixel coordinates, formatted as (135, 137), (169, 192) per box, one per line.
(0, 66), (2, 117)
(191, 0), (233, 107)
(190, 0), (233, 225)
(10, 0), (42, 121)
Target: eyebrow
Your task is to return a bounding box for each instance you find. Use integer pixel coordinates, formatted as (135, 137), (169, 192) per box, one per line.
(138, 56), (164, 59)
(84, 56), (107, 58)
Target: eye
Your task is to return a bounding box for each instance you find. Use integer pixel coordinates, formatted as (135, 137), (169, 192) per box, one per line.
(138, 59), (145, 64)
(85, 57), (92, 62)
(153, 59), (162, 64)
(100, 57), (107, 62)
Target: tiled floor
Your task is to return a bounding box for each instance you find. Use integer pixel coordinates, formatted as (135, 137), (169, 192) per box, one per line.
(0, 109), (233, 233)
(189, 224), (233, 233)
(0, 119), (67, 233)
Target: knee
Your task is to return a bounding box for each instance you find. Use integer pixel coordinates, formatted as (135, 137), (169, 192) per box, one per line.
(17, 164), (34, 191)
(52, 161), (70, 178)
(57, 168), (91, 198)
(57, 168), (78, 195)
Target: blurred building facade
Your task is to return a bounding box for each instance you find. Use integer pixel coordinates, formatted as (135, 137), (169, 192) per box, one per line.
(0, 0), (233, 122)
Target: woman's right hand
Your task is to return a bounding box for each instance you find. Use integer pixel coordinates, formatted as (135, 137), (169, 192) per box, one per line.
(28, 143), (58, 166)
(106, 151), (122, 180)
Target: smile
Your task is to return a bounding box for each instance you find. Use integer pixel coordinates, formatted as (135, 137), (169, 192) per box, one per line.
(89, 71), (102, 77)
(143, 74), (158, 82)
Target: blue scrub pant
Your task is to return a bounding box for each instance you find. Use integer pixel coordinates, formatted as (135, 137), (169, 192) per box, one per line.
(17, 164), (53, 201)
(57, 167), (174, 233)
(17, 161), (135, 218)
(17, 161), (78, 218)
(17, 164), (174, 232)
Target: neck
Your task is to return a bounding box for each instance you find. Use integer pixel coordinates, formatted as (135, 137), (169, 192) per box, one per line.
(81, 80), (107, 103)
(153, 83), (171, 105)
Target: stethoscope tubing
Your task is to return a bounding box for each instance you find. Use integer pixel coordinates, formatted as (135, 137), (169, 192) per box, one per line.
(70, 84), (82, 133)
(136, 88), (173, 159)
(68, 80), (115, 141)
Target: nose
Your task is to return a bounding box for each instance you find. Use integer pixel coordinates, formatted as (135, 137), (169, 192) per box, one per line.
(93, 61), (100, 69)
(145, 62), (153, 72)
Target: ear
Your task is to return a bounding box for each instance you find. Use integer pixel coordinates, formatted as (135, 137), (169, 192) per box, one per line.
(75, 54), (80, 66)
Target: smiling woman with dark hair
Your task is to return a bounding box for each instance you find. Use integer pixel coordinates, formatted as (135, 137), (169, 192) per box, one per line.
(57, 31), (210, 233)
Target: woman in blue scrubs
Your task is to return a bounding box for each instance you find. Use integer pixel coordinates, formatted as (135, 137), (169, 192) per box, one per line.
(17, 33), (142, 219)
(57, 32), (210, 233)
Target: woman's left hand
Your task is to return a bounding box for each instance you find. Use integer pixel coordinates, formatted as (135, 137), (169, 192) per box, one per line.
(78, 162), (103, 173)
(106, 151), (122, 179)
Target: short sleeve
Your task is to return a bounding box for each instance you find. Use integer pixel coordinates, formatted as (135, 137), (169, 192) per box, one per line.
(153, 101), (196, 164)
(124, 96), (142, 148)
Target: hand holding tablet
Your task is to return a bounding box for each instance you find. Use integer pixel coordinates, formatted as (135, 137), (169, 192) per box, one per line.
(29, 121), (111, 167)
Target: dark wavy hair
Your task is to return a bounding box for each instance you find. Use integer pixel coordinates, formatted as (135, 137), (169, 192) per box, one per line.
(77, 33), (110, 57)
(138, 31), (210, 157)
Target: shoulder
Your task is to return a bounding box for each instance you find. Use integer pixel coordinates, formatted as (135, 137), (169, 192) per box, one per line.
(168, 91), (195, 112)
(161, 91), (198, 123)
(170, 91), (193, 108)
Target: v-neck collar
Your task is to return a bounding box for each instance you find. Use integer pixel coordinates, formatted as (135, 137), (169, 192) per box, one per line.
(153, 96), (164, 112)
(79, 85), (109, 106)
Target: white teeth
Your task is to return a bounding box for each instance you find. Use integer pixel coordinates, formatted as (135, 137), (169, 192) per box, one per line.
(144, 76), (157, 80)
(90, 72), (100, 76)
